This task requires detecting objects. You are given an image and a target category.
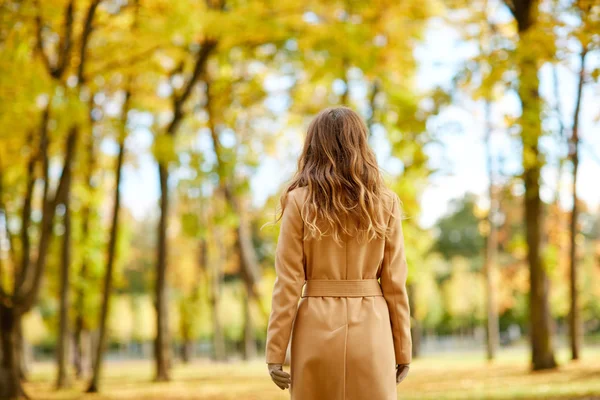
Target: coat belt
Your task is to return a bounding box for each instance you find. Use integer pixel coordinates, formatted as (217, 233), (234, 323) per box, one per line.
(301, 279), (383, 297)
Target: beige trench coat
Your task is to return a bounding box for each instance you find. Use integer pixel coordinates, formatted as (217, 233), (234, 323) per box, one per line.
(265, 186), (412, 400)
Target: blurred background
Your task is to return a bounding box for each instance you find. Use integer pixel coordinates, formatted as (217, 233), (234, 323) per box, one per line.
(1, 0), (600, 399)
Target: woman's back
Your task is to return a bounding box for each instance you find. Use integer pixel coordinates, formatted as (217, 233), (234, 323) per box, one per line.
(295, 185), (391, 281)
(265, 107), (412, 400)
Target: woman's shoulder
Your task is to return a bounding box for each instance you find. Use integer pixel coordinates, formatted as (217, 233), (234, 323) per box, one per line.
(379, 188), (402, 224)
(279, 187), (308, 215)
(287, 186), (308, 202)
(381, 187), (399, 207)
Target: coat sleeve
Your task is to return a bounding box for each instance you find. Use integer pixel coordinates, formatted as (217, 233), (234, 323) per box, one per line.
(265, 190), (305, 364)
(380, 193), (412, 365)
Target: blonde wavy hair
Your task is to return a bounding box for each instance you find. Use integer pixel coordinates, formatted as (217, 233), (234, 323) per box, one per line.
(278, 107), (396, 244)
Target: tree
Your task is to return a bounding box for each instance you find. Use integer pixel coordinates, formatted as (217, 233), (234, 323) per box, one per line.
(73, 131), (101, 379)
(0, 129), (77, 399)
(503, 0), (556, 370)
(211, 226), (227, 361)
(483, 101), (500, 361)
(55, 141), (74, 389)
(86, 91), (130, 393)
(562, 0), (599, 361)
(0, 2), (82, 395)
(567, 47), (586, 362)
(0, 9), (82, 391)
(73, 1), (104, 380)
(54, 0), (103, 387)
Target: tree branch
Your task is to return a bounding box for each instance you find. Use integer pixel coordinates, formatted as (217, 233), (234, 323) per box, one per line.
(16, 128), (79, 314)
(77, 0), (102, 85)
(34, 0), (53, 75)
(54, 0), (76, 79)
(569, 48), (587, 159)
(14, 132), (37, 294)
(15, 106), (50, 295)
(0, 153), (18, 279)
(34, 0), (76, 80)
(367, 79), (380, 137)
(167, 39), (218, 136)
(41, 110), (50, 212)
(163, 0), (221, 136)
(0, 156), (5, 300)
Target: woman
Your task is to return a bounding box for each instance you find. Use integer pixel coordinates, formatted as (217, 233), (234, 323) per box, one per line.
(265, 107), (412, 399)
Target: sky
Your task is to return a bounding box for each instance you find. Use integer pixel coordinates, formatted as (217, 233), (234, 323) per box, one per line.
(117, 16), (600, 229)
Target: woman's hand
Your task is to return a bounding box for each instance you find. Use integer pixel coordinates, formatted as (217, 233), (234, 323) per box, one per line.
(396, 363), (410, 384)
(268, 363), (291, 390)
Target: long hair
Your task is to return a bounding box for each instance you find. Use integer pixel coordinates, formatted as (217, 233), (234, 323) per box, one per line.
(278, 107), (395, 244)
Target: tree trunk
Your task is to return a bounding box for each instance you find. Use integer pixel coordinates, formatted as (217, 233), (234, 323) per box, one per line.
(212, 300), (226, 361)
(233, 214), (259, 361)
(73, 320), (90, 379)
(508, 0), (557, 371)
(154, 162), (171, 382)
(15, 131), (37, 293)
(56, 169), (73, 389)
(0, 306), (25, 400)
(73, 329), (81, 378)
(17, 322), (27, 381)
(242, 281), (256, 361)
(74, 132), (96, 380)
(484, 101), (499, 361)
(180, 340), (192, 364)
(212, 231), (226, 362)
(229, 210), (261, 304)
(89, 329), (98, 369)
(407, 283), (421, 358)
(86, 134), (126, 393)
(568, 145), (581, 361)
(518, 46), (556, 372)
(568, 49), (587, 361)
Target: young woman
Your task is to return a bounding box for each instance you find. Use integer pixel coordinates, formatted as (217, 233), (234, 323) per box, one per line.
(265, 107), (412, 399)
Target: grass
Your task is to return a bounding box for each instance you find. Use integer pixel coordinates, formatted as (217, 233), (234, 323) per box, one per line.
(25, 347), (600, 400)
